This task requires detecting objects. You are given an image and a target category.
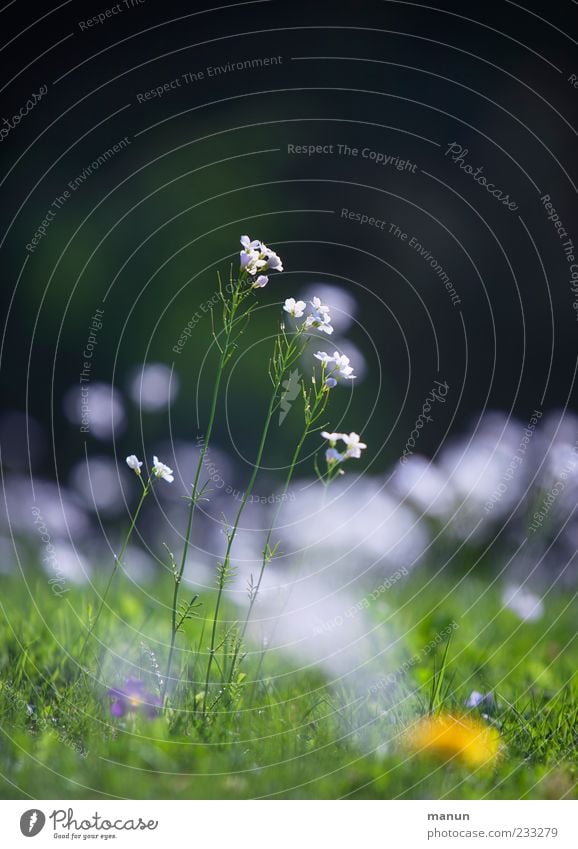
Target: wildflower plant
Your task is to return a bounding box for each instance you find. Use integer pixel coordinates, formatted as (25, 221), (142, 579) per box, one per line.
(317, 430), (368, 486)
(80, 235), (368, 717)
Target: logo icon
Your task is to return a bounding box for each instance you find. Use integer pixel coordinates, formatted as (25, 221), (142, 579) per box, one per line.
(20, 810), (45, 837)
(279, 369), (301, 425)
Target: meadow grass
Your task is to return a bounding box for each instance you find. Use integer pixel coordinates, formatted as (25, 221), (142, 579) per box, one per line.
(0, 565), (575, 800)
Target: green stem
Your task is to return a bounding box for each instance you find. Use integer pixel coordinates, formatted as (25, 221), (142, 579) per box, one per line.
(227, 430), (307, 684)
(201, 330), (317, 712)
(202, 385), (279, 714)
(228, 380), (330, 684)
(79, 480), (150, 664)
(162, 288), (243, 701)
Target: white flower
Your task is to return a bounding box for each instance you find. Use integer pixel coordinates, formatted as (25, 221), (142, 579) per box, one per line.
(284, 298), (307, 318)
(331, 352), (355, 379)
(125, 455), (143, 474)
(240, 250), (266, 275)
(304, 311), (334, 335)
(240, 236), (284, 278)
(253, 275), (269, 288)
(316, 351), (355, 383)
(321, 431), (346, 445)
(267, 253), (283, 272)
(311, 296), (330, 316)
(152, 456), (174, 483)
(341, 432), (367, 459)
(260, 242), (284, 272)
(240, 235), (261, 251)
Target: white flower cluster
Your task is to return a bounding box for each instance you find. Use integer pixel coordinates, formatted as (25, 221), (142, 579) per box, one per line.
(321, 431), (367, 463)
(314, 350), (355, 387)
(126, 454), (174, 483)
(283, 296), (334, 335)
(240, 235), (283, 288)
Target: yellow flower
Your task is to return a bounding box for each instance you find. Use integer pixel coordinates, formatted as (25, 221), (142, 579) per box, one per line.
(405, 713), (501, 767)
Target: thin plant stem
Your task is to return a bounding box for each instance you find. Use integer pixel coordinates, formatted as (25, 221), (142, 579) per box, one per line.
(227, 431), (307, 684)
(163, 280), (249, 700)
(201, 331), (307, 713)
(228, 377), (330, 684)
(201, 386), (278, 714)
(79, 478), (150, 664)
(162, 348), (227, 700)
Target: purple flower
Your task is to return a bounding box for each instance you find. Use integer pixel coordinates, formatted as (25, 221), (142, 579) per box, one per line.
(108, 678), (162, 719)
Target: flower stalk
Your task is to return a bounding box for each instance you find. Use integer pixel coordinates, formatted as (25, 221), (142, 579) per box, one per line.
(79, 463), (152, 664)
(164, 237), (284, 701)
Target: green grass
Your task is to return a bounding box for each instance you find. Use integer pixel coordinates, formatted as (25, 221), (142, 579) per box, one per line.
(0, 565), (576, 799)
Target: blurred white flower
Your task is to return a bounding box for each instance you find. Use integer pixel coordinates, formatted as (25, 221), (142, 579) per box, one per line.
(128, 363), (179, 412)
(152, 456), (174, 483)
(325, 447), (344, 463)
(70, 457), (125, 517)
(502, 585), (544, 622)
(126, 455), (142, 474)
(63, 382), (126, 441)
(465, 691), (494, 709)
(253, 275), (269, 288)
(284, 298), (306, 318)
(122, 544), (157, 584)
(394, 454), (457, 519)
(315, 351), (334, 365)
